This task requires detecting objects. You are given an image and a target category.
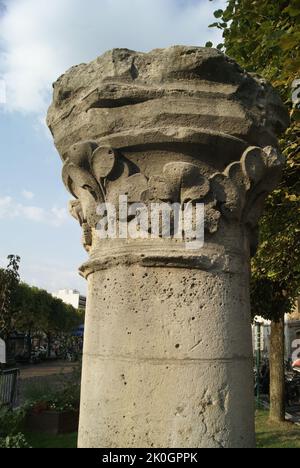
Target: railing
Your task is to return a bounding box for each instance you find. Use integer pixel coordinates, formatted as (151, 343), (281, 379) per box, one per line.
(0, 368), (20, 408)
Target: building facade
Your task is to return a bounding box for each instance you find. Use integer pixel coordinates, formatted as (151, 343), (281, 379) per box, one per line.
(52, 289), (86, 311)
(253, 297), (300, 362)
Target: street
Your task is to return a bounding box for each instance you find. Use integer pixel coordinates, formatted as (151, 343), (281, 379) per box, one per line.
(19, 361), (76, 380)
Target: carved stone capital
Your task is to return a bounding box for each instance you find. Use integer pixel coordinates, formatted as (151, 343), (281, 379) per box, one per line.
(63, 140), (284, 257)
(48, 46), (288, 265)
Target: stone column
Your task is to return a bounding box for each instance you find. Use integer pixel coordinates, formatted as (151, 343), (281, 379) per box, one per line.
(47, 47), (289, 448)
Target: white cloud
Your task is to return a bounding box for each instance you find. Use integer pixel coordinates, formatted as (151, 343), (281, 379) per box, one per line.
(0, 0), (225, 114)
(50, 206), (69, 226)
(21, 263), (86, 294)
(0, 252), (86, 293)
(0, 195), (68, 226)
(22, 190), (34, 200)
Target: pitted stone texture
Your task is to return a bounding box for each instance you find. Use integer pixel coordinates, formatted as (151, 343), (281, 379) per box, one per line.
(80, 358), (254, 448)
(83, 265), (252, 360)
(79, 265), (255, 448)
(47, 46), (289, 449)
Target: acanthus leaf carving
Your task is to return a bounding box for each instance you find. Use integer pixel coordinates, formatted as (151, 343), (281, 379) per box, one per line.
(63, 141), (284, 254)
(69, 199), (93, 252)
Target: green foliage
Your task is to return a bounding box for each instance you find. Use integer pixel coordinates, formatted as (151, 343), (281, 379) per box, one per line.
(250, 279), (292, 322)
(0, 405), (30, 448)
(214, 9), (224, 19)
(0, 433), (31, 449)
(25, 431), (77, 449)
(211, 0), (300, 320)
(211, 1), (300, 84)
(45, 384), (80, 413)
(0, 255), (20, 339)
(22, 380), (53, 403)
(0, 406), (26, 437)
(10, 282), (83, 337)
(1, 255), (83, 340)
(24, 366), (81, 413)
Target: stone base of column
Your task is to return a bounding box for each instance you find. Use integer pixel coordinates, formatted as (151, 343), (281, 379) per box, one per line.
(78, 262), (255, 448)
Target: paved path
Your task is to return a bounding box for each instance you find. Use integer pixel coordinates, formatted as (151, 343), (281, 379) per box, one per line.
(19, 361), (76, 380)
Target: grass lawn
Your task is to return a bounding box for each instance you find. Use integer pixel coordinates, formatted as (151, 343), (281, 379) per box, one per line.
(256, 409), (300, 448)
(25, 432), (77, 449)
(24, 411), (300, 448)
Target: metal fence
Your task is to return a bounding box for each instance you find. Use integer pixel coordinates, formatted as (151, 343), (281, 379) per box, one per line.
(0, 369), (20, 408)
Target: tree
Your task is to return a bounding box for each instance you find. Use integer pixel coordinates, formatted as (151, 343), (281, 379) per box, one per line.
(0, 255), (20, 341)
(209, 0), (300, 422)
(44, 296), (83, 357)
(11, 283), (51, 356)
(12, 283), (82, 330)
(0, 255), (83, 361)
(10, 282), (83, 354)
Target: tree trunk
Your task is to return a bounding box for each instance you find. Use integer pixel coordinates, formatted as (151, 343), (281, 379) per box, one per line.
(269, 317), (285, 422)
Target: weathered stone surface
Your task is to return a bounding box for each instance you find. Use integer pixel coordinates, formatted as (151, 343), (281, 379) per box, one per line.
(48, 47), (288, 163)
(47, 46), (289, 448)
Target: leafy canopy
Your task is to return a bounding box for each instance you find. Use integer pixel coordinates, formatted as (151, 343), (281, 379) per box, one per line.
(0, 255), (20, 339)
(209, 0), (300, 320)
(0, 255), (83, 338)
(11, 282), (83, 336)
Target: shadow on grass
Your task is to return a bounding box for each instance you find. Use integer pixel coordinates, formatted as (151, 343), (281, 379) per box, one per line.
(256, 410), (300, 448)
(257, 431), (300, 449)
(24, 410), (300, 448)
(25, 432), (77, 449)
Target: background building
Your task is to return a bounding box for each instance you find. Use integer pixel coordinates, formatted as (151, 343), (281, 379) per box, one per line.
(253, 297), (300, 362)
(52, 289), (86, 311)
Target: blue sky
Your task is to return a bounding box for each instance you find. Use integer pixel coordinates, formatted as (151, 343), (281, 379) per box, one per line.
(0, 0), (224, 294)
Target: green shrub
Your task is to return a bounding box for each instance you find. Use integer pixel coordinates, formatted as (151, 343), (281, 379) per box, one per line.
(0, 406), (29, 448)
(0, 433), (31, 449)
(24, 366), (81, 413)
(0, 406), (26, 437)
(22, 380), (51, 404)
